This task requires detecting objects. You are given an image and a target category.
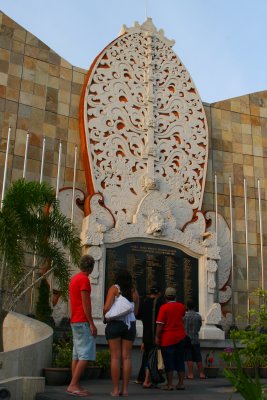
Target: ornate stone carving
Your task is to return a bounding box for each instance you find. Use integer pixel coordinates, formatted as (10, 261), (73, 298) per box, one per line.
(58, 188), (85, 232)
(219, 285), (232, 304)
(205, 211), (232, 301)
(206, 303), (222, 325)
(183, 212), (206, 242)
(79, 19), (229, 339)
(80, 194), (114, 246)
(146, 209), (165, 236)
(83, 19), (209, 223)
(87, 246), (102, 284)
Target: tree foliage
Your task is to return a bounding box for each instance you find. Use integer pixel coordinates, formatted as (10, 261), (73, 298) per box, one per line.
(0, 179), (81, 311)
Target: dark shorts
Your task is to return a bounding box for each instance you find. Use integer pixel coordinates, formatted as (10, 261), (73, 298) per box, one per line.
(185, 343), (202, 363)
(161, 338), (186, 373)
(105, 320), (136, 341)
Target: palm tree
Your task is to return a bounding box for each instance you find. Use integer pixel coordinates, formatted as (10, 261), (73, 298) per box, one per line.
(0, 179), (81, 351)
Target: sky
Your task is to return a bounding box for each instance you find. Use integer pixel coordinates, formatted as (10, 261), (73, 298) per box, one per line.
(0, 0), (267, 103)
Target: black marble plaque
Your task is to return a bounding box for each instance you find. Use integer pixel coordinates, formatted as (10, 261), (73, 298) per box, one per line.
(105, 242), (199, 310)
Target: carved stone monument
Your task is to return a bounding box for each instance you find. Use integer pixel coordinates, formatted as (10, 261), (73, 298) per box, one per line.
(79, 19), (232, 339)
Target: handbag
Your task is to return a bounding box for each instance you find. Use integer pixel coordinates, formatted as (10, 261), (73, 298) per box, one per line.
(157, 348), (165, 371)
(105, 294), (133, 321)
(148, 346), (165, 384)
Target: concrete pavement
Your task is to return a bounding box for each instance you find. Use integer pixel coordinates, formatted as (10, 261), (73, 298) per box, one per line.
(36, 377), (246, 399)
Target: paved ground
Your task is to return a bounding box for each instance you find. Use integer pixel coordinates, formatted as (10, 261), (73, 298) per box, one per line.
(36, 377), (248, 399)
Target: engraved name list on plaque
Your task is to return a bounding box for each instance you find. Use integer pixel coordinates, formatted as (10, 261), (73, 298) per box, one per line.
(105, 241), (198, 309)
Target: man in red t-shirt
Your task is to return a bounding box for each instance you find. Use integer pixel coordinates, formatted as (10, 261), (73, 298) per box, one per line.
(155, 287), (186, 391)
(67, 255), (97, 397)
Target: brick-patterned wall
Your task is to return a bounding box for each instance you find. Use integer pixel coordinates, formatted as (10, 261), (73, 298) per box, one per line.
(0, 11), (266, 324)
(204, 93), (267, 320)
(0, 11), (87, 194)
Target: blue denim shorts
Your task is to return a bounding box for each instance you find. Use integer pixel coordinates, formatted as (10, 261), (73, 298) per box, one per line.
(71, 322), (96, 361)
(161, 338), (186, 373)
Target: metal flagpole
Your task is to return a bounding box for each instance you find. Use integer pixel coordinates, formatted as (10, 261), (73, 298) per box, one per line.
(22, 130), (30, 179)
(214, 173), (218, 302)
(1, 127), (11, 209)
(55, 141), (62, 200)
(243, 178), (250, 324)
(66, 145), (78, 316)
(29, 135), (47, 314)
(229, 176), (235, 325)
(257, 179), (264, 291)
(0, 127), (11, 295)
(71, 145), (78, 225)
(50, 141), (62, 306)
(40, 136), (46, 184)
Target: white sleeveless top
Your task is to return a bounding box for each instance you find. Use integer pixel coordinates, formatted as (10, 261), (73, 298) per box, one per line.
(114, 284), (135, 329)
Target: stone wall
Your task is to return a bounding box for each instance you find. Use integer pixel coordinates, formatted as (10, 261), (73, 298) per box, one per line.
(0, 11), (87, 193)
(0, 11), (266, 326)
(204, 94), (267, 321)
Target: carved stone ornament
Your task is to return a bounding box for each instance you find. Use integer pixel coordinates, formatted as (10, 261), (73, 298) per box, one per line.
(206, 303), (222, 325)
(80, 193), (114, 246)
(79, 19), (231, 338)
(82, 18), (209, 223)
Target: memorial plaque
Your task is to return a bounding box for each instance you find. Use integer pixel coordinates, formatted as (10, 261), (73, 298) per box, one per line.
(105, 242), (199, 310)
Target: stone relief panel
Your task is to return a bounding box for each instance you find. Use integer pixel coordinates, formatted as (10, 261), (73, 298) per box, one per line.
(83, 19), (209, 224)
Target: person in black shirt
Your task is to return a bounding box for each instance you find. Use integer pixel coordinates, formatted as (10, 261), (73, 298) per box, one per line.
(136, 286), (164, 388)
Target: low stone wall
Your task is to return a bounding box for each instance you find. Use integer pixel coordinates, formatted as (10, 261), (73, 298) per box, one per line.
(0, 312), (53, 380)
(0, 377), (45, 400)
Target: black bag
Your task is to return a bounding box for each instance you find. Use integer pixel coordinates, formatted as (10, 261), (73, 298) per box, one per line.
(147, 347), (165, 384)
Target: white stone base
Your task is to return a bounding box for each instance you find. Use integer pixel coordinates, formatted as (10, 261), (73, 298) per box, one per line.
(199, 325), (225, 340)
(0, 377), (45, 400)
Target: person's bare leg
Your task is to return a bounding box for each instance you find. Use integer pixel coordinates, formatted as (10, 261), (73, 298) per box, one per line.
(143, 368), (151, 387)
(121, 339), (133, 395)
(177, 370), (185, 389)
(67, 360), (89, 393)
(187, 361), (194, 378)
(197, 361), (206, 378)
(166, 371), (174, 389)
(108, 338), (122, 396)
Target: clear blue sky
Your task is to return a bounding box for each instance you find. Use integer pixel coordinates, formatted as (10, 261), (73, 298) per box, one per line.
(0, 0), (267, 103)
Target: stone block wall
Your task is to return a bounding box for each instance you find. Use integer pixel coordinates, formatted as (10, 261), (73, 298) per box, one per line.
(204, 93), (267, 321)
(0, 11), (266, 326)
(0, 11), (87, 194)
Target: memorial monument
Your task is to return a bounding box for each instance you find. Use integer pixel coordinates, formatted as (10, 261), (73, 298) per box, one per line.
(79, 19), (231, 340)
(1, 11), (266, 340)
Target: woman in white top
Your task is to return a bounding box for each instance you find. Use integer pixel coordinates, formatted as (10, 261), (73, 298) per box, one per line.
(104, 269), (139, 397)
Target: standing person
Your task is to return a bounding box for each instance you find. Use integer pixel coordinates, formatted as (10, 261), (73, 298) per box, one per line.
(67, 254), (97, 397)
(183, 301), (206, 379)
(155, 287), (186, 391)
(136, 286), (164, 388)
(103, 269), (139, 397)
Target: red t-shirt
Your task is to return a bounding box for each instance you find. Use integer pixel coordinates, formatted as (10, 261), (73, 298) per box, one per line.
(156, 301), (186, 346)
(69, 272), (91, 323)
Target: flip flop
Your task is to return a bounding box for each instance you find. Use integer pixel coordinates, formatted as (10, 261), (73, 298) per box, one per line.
(66, 390), (89, 397)
(142, 384), (153, 389)
(176, 385), (185, 390)
(162, 385), (174, 391)
(185, 376), (194, 380)
(200, 376), (207, 379)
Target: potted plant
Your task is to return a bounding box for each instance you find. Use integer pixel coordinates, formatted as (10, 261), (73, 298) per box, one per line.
(229, 289), (267, 379)
(220, 346), (236, 374)
(224, 340), (266, 399)
(96, 349), (111, 379)
(83, 360), (102, 380)
(204, 351), (219, 378)
(43, 334), (72, 385)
